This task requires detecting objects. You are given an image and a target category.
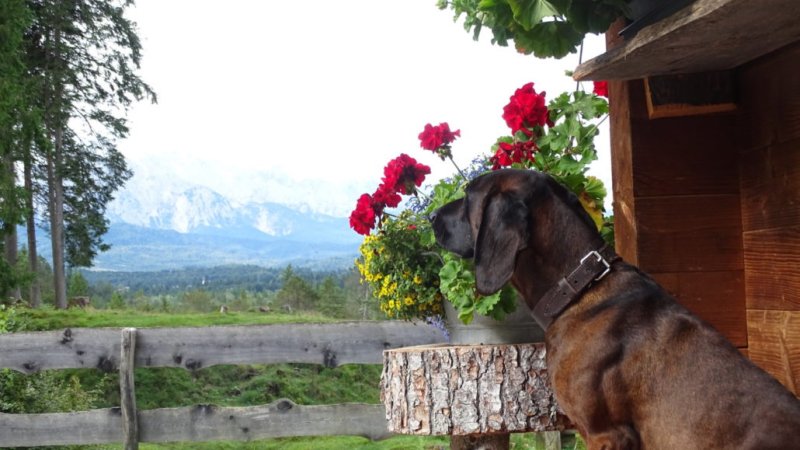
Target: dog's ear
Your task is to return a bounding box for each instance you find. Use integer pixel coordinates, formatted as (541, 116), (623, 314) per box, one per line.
(473, 191), (529, 295)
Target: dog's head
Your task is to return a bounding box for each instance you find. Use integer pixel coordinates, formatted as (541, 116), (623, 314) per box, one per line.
(431, 169), (599, 297)
(431, 169), (541, 295)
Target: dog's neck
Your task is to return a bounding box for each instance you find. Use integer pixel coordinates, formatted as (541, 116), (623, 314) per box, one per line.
(511, 186), (608, 319)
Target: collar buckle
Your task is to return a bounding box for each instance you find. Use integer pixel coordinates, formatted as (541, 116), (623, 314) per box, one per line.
(580, 250), (611, 281)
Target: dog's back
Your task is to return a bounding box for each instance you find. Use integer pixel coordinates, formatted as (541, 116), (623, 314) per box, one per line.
(555, 267), (800, 450)
(432, 169), (800, 449)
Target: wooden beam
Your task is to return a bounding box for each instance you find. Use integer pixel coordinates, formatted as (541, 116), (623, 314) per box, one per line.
(120, 328), (139, 450)
(139, 401), (391, 442)
(0, 409), (123, 446)
(0, 402), (390, 447)
(746, 310), (800, 395)
(0, 322), (445, 373)
(574, 0), (800, 81)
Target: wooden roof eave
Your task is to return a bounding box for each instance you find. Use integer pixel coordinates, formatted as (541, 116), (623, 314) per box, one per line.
(573, 0), (800, 81)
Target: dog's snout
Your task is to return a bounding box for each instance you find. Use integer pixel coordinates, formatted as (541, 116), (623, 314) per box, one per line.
(427, 211), (437, 223)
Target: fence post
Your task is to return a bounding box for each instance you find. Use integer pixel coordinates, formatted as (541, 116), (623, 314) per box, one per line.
(543, 431), (562, 450)
(120, 327), (139, 450)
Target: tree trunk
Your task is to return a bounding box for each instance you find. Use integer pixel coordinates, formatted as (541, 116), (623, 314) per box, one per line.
(23, 153), (41, 307)
(44, 25), (67, 310)
(3, 228), (22, 300)
(2, 159), (21, 300)
(47, 124), (67, 309)
(381, 343), (571, 438)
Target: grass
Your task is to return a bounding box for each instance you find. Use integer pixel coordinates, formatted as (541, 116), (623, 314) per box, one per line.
(2, 308), (586, 449)
(6, 307), (336, 331)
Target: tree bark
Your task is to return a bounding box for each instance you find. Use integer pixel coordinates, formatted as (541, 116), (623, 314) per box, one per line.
(381, 343), (571, 437)
(23, 153), (40, 307)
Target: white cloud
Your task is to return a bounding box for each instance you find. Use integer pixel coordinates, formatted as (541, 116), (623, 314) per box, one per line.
(119, 0), (611, 217)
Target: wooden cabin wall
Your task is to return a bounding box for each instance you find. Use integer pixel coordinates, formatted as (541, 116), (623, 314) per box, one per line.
(609, 78), (747, 348)
(737, 42), (800, 394)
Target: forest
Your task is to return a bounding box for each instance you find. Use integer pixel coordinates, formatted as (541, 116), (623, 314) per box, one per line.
(1, 0), (154, 309)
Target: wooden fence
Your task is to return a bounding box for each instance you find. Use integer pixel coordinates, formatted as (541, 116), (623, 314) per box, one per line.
(0, 321), (446, 448)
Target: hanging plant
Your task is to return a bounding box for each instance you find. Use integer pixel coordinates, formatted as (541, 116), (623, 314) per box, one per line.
(437, 0), (631, 58)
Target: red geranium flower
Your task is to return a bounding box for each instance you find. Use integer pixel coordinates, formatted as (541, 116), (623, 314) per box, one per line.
(381, 153), (431, 195)
(372, 184), (402, 209)
(593, 81), (608, 98)
(349, 193), (379, 235)
(490, 140), (536, 170)
(502, 82), (550, 136)
(418, 122), (461, 152)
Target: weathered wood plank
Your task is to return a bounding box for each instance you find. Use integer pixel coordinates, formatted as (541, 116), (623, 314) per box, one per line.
(746, 309), (800, 395)
(737, 42), (800, 151)
(0, 322), (446, 372)
(0, 328), (121, 373)
(743, 227), (800, 311)
(139, 401), (390, 442)
(0, 402), (389, 447)
(381, 343), (571, 436)
(574, 0), (800, 80)
(134, 321), (445, 370)
(120, 328), (139, 450)
(635, 195), (743, 273)
(630, 114), (738, 197)
(739, 139), (800, 233)
(609, 77), (639, 265)
(0, 408), (123, 446)
(651, 271), (746, 347)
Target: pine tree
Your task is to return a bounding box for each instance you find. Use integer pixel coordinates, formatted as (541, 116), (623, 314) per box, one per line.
(276, 265), (320, 312)
(21, 0), (155, 308)
(317, 276), (345, 318)
(0, 0), (32, 298)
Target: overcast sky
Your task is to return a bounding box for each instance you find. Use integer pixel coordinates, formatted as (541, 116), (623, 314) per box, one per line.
(119, 1), (610, 217)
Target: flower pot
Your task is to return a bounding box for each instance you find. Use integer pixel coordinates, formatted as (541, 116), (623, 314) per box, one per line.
(442, 295), (544, 345)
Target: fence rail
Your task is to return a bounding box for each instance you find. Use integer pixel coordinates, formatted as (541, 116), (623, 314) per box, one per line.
(0, 321), (446, 448)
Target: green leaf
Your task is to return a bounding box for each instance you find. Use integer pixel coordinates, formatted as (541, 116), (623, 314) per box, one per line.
(514, 21), (583, 58)
(507, 0), (558, 30)
(459, 306), (475, 324)
(475, 291), (503, 315)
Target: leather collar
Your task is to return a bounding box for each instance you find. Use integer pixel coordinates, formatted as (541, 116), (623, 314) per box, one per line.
(532, 244), (619, 330)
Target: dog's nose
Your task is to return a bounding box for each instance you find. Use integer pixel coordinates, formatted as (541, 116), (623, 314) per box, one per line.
(427, 211), (437, 223)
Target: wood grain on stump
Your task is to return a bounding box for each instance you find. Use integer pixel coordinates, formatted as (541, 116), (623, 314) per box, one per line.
(380, 343), (571, 436)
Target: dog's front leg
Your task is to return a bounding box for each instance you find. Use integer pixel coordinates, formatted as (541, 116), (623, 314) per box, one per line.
(585, 425), (640, 450)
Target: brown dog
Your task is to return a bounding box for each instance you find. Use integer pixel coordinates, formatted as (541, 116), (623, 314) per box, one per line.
(431, 169), (800, 450)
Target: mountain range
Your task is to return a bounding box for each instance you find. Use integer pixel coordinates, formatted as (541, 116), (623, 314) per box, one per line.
(71, 174), (362, 272)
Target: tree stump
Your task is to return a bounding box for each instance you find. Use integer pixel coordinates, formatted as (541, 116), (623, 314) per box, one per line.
(380, 343), (571, 439)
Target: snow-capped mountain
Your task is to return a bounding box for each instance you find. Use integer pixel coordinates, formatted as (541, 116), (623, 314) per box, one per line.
(91, 175), (361, 271)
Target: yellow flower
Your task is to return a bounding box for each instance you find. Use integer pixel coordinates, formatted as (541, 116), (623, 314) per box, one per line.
(413, 275), (422, 284)
(404, 296), (414, 306)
